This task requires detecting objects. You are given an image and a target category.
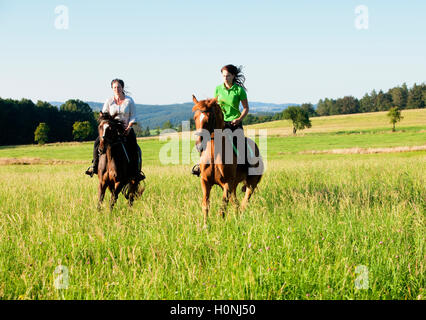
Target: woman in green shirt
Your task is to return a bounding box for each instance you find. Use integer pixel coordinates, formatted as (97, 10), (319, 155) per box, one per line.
(215, 64), (249, 129)
(192, 64), (249, 176)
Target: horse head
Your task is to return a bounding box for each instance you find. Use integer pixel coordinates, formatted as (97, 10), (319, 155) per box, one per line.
(98, 112), (125, 151)
(192, 95), (224, 131)
(192, 95), (224, 152)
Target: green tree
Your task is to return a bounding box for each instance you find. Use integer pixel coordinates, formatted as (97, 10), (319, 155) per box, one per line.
(189, 118), (196, 130)
(34, 122), (49, 145)
(423, 85), (426, 107)
(340, 96), (360, 114)
(72, 121), (93, 141)
(144, 126), (151, 137)
(282, 106), (312, 135)
(407, 83), (424, 109)
(387, 107), (403, 132)
(359, 93), (374, 113)
(60, 99), (92, 114)
(316, 99), (329, 116)
(375, 90), (392, 111)
(132, 124), (144, 137)
(155, 126), (161, 136)
(300, 103), (317, 117)
(162, 120), (173, 129)
(390, 86), (407, 109)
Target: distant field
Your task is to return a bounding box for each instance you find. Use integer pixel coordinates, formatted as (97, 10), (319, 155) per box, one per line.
(246, 108), (426, 136)
(0, 110), (424, 300)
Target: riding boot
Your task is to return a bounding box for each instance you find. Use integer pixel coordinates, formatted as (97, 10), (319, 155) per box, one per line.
(132, 155), (145, 181)
(191, 164), (200, 177)
(85, 154), (99, 177)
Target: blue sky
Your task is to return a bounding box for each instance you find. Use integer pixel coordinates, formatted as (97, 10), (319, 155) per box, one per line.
(0, 0), (425, 105)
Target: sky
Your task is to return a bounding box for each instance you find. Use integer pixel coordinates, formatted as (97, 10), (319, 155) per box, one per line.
(0, 0), (425, 105)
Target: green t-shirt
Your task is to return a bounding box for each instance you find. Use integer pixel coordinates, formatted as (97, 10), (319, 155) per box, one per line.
(214, 83), (247, 122)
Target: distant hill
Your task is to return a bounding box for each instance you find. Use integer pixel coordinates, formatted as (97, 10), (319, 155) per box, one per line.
(50, 100), (300, 128)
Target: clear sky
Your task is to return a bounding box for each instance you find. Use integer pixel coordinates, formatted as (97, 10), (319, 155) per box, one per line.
(1, 0), (425, 105)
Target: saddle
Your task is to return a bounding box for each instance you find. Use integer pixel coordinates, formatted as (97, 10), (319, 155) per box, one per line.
(98, 137), (142, 170)
(225, 134), (257, 168)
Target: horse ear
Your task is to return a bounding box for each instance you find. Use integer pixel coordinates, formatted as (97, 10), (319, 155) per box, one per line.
(192, 94), (198, 104)
(208, 97), (218, 107)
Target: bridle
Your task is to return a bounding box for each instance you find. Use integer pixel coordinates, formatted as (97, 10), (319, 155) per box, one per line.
(193, 107), (217, 139)
(99, 120), (130, 162)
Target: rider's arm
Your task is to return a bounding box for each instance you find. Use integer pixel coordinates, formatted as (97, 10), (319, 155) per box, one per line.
(232, 99), (249, 125)
(102, 98), (111, 114)
(126, 98), (137, 130)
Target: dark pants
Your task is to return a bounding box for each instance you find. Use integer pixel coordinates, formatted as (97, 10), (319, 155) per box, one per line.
(93, 128), (138, 175)
(224, 121), (243, 132)
(224, 121), (244, 152)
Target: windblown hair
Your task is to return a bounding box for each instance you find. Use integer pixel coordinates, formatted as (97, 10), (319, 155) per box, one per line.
(221, 64), (247, 91)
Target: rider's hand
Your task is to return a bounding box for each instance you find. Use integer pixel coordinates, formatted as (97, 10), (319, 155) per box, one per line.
(231, 118), (241, 126)
(125, 126), (131, 135)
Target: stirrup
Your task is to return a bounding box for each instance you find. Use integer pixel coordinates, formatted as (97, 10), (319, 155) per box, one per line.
(191, 164), (200, 177)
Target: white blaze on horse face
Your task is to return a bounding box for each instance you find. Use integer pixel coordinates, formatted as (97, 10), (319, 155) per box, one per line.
(102, 123), (109, 138)
(199, 113), (205, 128)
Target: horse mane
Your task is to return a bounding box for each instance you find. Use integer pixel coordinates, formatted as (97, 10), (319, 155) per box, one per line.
(98, 112), (125, 127)
(192, 98), (224, 128)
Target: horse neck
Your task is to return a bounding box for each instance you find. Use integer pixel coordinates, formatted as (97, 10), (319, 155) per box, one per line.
(106, 143), (113, 167)
(212, 105), (224, 130)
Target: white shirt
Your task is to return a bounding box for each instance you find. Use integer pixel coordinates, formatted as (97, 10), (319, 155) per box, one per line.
(102, 95), (137, 127)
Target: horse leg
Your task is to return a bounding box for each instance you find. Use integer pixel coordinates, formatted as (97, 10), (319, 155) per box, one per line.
(230, 185), (240, 213)
(220, 183), (231, 219)
(241, 184), (254, 211)
(109, 182), (123, 211)
(241, 178), (259, 211)
(127, 182), (137, 207)
(201, 180), (211, 228)
(97, 180), (108, 210)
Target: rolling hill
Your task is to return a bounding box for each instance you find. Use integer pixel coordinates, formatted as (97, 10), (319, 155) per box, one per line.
(51, 101), (299, 129)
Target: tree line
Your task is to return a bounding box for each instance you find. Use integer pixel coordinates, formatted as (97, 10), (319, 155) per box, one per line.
(1, 81), (424, 145)
(243, 82), (425, 125)
(0, 97), (158, 145)
(0, 98), (99, 146)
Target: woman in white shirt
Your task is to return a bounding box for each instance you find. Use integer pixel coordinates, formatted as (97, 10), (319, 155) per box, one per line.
(85, 79), (144, 181)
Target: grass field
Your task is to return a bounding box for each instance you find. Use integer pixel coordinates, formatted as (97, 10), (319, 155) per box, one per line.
(0, 110), (425, 300)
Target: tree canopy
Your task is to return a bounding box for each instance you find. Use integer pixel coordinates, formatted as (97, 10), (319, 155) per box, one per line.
(282, 106), (312, 134)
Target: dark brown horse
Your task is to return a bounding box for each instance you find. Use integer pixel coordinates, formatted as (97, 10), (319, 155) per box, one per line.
(192, 95), (263, 226)
(97, 112), (144, 210)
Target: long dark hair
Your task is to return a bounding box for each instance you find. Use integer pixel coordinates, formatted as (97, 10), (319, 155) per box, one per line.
(111, 78), (130, 96)
(221, 65), (247, 91)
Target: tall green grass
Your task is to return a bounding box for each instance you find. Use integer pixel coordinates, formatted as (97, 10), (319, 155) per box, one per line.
(0, 153), (424, 299)
(0, 112), (424, 300)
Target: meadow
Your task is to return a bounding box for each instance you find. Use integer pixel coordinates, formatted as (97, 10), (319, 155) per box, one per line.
(0, 109), (424, 300)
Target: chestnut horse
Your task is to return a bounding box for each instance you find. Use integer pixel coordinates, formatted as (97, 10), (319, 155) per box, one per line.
(97, 112), (144, 210)
(192, 95), (263, 226)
